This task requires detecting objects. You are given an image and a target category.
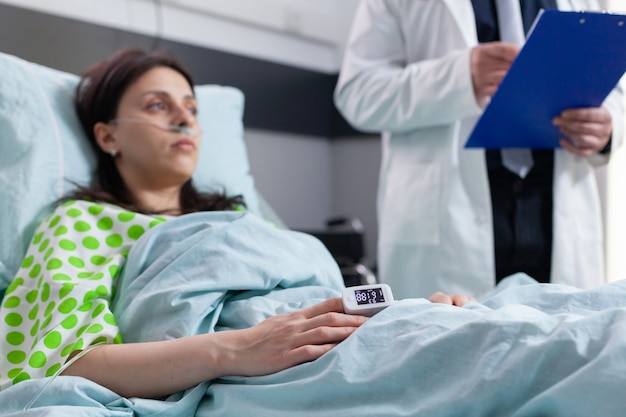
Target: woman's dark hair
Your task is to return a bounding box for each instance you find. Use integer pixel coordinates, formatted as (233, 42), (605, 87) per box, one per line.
(69, 48), (244, 214)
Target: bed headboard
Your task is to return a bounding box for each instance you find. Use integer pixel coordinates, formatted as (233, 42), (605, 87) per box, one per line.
(0, 51), (261, 291)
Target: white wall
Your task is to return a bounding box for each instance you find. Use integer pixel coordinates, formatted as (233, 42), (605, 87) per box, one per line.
(0, 0), (358, 72)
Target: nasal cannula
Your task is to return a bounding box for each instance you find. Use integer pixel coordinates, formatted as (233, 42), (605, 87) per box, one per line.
(108, 118), (202, 136)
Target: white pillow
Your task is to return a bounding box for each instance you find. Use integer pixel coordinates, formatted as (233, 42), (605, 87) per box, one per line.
(0, 51), (259, 290)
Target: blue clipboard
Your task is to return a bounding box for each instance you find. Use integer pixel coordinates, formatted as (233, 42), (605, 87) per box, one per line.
(465, 10), (626, 149)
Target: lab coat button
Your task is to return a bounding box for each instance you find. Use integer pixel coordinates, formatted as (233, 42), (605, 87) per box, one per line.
(475, 216), (487, 225)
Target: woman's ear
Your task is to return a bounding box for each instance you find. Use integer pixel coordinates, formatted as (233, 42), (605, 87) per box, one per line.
(94, 122), (119, 156)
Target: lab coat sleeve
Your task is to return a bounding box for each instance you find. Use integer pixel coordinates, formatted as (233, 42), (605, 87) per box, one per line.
(334, 0), (482, 134)
(562, 0), (624, 166)
(588, 77), (624, 167)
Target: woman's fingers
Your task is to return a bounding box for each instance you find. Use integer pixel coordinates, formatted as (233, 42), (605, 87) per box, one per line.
(283, 301), (368, 349)
(287, 343), (337, 365)
(289, 320), (363, 349)
(449, 294), (475, 307)
(429, 292), (475, 307)
(428, 291), (453, 305)
(225, 299), (368, 376)
(297, 297), (345, 318)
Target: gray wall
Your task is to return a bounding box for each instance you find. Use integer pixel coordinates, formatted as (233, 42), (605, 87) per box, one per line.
(246, 131), (381, 268)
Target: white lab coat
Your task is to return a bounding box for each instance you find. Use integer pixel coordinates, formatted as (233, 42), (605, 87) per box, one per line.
(335, 0), (624, 298)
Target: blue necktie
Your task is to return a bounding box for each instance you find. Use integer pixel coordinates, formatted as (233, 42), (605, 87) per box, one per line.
(496, 0), (534, 179)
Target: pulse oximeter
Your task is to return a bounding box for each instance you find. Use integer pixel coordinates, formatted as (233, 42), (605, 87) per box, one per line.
(342, 283), (394, 316)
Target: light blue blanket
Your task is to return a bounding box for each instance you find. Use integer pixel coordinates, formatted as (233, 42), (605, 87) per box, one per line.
(2, 211), (626, 416)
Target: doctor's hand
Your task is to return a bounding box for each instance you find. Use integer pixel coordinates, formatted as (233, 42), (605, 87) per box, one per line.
(470, 42), (520, 104)
(553, 107), (612, 157)
(215, 297), (368, 378)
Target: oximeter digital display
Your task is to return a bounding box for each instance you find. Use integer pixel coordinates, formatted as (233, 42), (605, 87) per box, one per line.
(354, 287), (386, 305)
(342, 283), (394, 316)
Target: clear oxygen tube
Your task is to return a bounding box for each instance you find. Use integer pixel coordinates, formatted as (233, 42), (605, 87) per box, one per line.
(108, 118), (202, 136)
(18, 342), (106, 415)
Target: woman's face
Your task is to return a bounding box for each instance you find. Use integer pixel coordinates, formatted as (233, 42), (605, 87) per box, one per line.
(98, 66), (201, 191)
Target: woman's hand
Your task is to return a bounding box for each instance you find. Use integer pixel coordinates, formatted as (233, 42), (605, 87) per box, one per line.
(63, 298), (367, 399)
(214, 297), (368, 377)
(428, 292), (475, 307)
(553, 106), (612, 156)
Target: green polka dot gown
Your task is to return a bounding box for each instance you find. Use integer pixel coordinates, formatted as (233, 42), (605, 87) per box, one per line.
(0, 200), (167, 390)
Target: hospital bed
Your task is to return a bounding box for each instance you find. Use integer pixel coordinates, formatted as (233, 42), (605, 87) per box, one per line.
(1, 50), (626, 417)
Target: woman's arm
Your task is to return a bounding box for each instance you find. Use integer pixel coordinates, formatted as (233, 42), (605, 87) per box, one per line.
(62, 297), (368, 399)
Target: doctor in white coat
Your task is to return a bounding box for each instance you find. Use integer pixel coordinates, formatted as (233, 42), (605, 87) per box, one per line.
(334, 0), (624, 298)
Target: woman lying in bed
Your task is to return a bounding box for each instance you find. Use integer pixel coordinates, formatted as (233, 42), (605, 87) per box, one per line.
(0, 48), (470, 399)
